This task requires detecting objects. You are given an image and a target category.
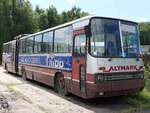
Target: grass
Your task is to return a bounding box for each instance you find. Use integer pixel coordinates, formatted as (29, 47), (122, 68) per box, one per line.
(122, 65), (150, 113)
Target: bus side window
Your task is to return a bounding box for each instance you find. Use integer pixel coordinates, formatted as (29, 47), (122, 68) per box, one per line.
(8, 43), (12, 54)
(26, 37), (34, 54)
(74, 35), (86, 55)
(19, 39), (26, 54)
(42, 31), (53, 53)
(34, 34), (42, 54)
(54, 26), (72, 53)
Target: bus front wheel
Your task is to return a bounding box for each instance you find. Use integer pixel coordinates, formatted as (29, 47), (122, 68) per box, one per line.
(55, 74), (67, 96)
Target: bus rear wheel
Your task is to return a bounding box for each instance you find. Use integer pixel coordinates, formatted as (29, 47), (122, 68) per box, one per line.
(5, 64), (8, 72)
(22, 71), (27, 80)
(55, 74), (67, 96)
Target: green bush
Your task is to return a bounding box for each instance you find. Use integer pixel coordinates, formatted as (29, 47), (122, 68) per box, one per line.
(144, 64), (150, 79)
(122, 65), (150, 113)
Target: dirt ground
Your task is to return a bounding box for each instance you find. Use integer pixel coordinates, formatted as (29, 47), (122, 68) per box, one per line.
(0, 67), (149, 113)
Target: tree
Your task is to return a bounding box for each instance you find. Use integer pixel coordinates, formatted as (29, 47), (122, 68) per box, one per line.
(13, 0), (38, 34)
(0, 1), (89, 62)
(0, 0), (38, 61)
(47, 5), (59, 28)
(59, 6), (89, 24)
(34, 5), (89, 30)
(60, 11), (69, 23)
(139, 22), (150, 45)
(35, 6), (48, 31)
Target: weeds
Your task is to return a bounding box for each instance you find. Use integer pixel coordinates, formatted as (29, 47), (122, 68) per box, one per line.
(144, 64), (150, 79)
(122, 65), (150, 113)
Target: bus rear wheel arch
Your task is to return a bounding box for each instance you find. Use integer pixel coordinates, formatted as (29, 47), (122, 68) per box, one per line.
(54, 72), (68, 96)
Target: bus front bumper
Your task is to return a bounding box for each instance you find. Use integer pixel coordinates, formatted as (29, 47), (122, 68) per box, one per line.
(86, 79), (144, 99)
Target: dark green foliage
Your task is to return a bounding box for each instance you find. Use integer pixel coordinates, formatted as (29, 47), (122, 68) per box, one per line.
(47, 5), (59, 28)
(0, 1), (89, 62)
(139, 22), (150, 45)
(144, 64), (150, 79)
(34, 5), (89, 30)
(0, 0), (38, 61)
(35, 6), (48, 31)
(59, 6), (89, 24)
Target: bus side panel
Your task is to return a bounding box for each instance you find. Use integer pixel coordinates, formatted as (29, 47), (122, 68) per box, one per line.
(23, 64), (55, 86)
(19, 64), (72, 89)
(18, 54), (73, 91)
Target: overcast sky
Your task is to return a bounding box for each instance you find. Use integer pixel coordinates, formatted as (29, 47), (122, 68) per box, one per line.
(29, 0), (150, 22)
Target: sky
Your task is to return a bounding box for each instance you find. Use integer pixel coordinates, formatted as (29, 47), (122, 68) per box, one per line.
(29, 0), (150, 22)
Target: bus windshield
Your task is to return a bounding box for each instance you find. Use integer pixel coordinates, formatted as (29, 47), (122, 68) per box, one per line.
(90, 18), (140, 58)
(121, 22), (140, 57)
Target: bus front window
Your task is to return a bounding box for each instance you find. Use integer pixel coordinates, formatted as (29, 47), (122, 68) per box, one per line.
(90, 18), (122, 57)
(121, 22), (140, 57)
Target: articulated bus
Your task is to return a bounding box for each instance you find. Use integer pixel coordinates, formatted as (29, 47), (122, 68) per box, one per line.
(2, 16), (144, 99)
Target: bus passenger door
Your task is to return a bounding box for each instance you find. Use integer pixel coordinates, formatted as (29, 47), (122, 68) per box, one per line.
(72, 29), (87, 95)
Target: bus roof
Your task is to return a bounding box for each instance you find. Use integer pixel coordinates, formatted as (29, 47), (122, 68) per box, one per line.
(20, 15), (138, 40)
(3, 34), (30, 45)
(3, 40), (16, 45)
(3, 15), (138, 43)
(20, 15), (93, 40)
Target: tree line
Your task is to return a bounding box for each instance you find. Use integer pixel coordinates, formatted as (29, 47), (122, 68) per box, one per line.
(0, 0), (88, 60)
(0, 0), (150, 61)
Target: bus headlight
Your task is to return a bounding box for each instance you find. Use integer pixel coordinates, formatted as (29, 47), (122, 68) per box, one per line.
(95, 74), (104, 82)
(98, 75), (104, 80)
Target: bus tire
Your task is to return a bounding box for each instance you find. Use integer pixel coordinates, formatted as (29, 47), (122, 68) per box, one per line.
(22, 71), (27, 81)
(55, 73), (68, 96)
(5, 64), (8, 72)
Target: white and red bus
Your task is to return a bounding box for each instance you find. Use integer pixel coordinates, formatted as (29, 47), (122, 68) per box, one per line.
(2, 16), (144, 99)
